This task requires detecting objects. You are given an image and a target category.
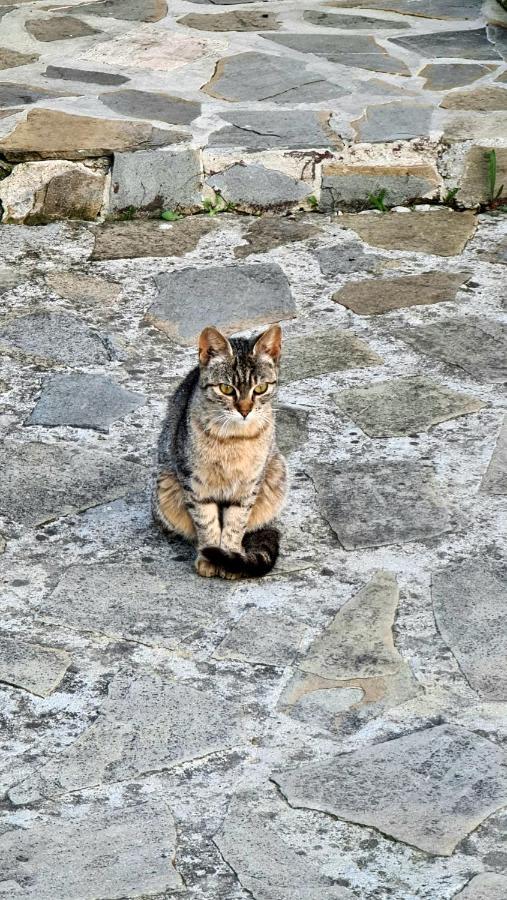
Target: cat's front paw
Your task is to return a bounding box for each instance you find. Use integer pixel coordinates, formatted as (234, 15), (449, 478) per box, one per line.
(195, 553), (219, 578)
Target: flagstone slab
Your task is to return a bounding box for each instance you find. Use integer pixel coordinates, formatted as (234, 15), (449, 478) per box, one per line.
(207, 163), (311, 210)
(215, 795), (354, 900)
(353, 101), (432, 141)
(101, 89), (200, 125)
(109, 148), (202, 214)
(147, 263), (295, 345)
(214, 610), (307, 666)
(0, 442), (148, 527)
(0, 49), (38, 70)
(27, 373), (146, 431)
(283, 328), (382, 383)
(481, 415), (507, 495)
(320, 163), (439, 211)
(45, 271), (121, 305)
(441, 86), (507, 110)
(44, 64), (129, 85)
(235, 217), (321, 259)
(91, 216), (217, 260)
(456, 146), (507, 207)
(391, 29), (502, 61)
(81, 27), (214, 72)
(263, 34), (410, 75)
(180, 10), (279, 30)
(303, 10), (409, 29)
(9, 673), (244, 803)
(311, 461), (451, 549)
(209, 110), (342, 150)
(0, 310), (112, 366)
(0, 159), (106, 224)
(26, 16), (100, 42)
(74, 0), (168, 22)
(326, 0), (484, 19)
(41, 558), (225, 649)
(333, 272), (469, 316)
(396, 318), (507, 383)
(315, 239), (383, 277)
(0, 83), (70, 107)
(419, 63), (496, 91)
(275, 404), (310, 456)
(0, 636), (71, 697)
(204, 52), (345, 103)
(456, 874), (507, 899)
(335, 377), (484, 437)
(433, 560), (507, 701)
(301, 571), (402, 680)
(273, 725), (507, 855)
(0, 792), (183, 898)
(339, 210), (477, 256)
(0, 109), (183, 160)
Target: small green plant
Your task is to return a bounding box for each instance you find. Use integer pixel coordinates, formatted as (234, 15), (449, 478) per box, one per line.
(443, 186), (459, 206)
(202, 194), (235, 216)
(485, 149), (504, 205)
(368, 188), (388, 213)
(307, 194), (318, 210)
(161, 209), (182, 221)
(117, 205), (136, 221)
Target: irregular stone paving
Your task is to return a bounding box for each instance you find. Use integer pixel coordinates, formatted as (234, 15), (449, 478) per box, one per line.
(0, 207), (506, 900)
(0, 0), (507, 217)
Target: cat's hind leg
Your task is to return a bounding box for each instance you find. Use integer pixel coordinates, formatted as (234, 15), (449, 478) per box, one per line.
(153, 471), (196, 541)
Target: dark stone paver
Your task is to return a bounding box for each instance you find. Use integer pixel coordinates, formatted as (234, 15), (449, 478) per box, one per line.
(109, 148), (202, 213)
(282, 328), (382, 382)
(263, 34), (410, 75)
(275, 404), (310, 456)
(204, 52), (345, 103)
(27, 374), (145, 432)
(311, 461), (451, 549)
(208, 163), (311, 209)
(101, 89), (200, 125)
(91, 216), (217, 260)
(209, 110), (342, 150)
(353, 102), (432, 141)
(0, 83), (71, 107)
(214, 609), (306, 666)
(391, 28), (502, 61)
(146, 262), (295, 344)
(0, 48), (39, 70)
(441, 86), (507, 111)
(333, 272), (469, 315)
(0, 311), (112, 365)
(44, 65), (129, 85)
(74, 0), (168, 21)
(397, 319), (507, 383)
(456, 874), (507, 899)
(26, 16), (100, 42)
(303, 10), (409, 29)
(320, 164), (439, 211)
(419, 63), (495, 91)
(0, 636), (70, 697)
(315, 239), (383, 277)
(339, 210), (477, 256)
(235, 217), (321, 258)
(179, 10), (280, 30)
(326, 0), (483, 18)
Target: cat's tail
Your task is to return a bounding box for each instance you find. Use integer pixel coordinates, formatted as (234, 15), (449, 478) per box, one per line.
(201, 527), (280, 578)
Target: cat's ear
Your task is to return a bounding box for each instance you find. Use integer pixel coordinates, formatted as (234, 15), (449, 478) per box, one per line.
(253, 324), (282, 364)
(198, 326), (232, 365)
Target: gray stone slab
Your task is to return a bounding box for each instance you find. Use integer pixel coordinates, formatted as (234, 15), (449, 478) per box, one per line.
(9, 673), (245, 803)
(303, 10), (409, 28)
(41, 558), (225, 649)
(301, 571), (402, 680)
(339, 209), (477, 256)
(275, 725), (507, 855)
(0, 83), (70, 108)
(314, 240), (383, 277)
(101, 89), (200, 125)
(0, 636), (71, 697)
(311, 461), (451, 549)
(420, 63), (496, 91)
(27, 374), (145, 432)
(0, 311), (112, 366)
(320, 164), (439, 211)
(214, 610), (306, 666)
(26, 16), (100, 41)
(0, 442), (148, 526)
(391, 29), (502, 61)
(333, 272), (469, 315)
(0, 49), (39, 70)
(92, 216), (217, 260)
(147, 263), (295, 345)
(179, 10), (279, 30)
(214, 794), (354, 900)
(204, 51), (345, 103)
(396, 318), (507, 383)
(283, 329), (382, 383)
(235, 216), (321, 259)
(45, 271), (121, 306)
(442, 85), (507, 110)
(208, 163), (310, 210)
(353, 102), (432, 141)
(0, 792), (183, 898)
(481, 415), (507, 495)
(334, 376), (484, 436)
(209, 110), (342, 150)
(433, 560), (507, 701)
(74, 0), (168, 21)
(263, 34), (410, 75)
(326, 0), (483, 18)
(456, 875), (507, 900)
(109, 148), (202, 213)
(44, 64), (129, 85)
(275, 404), (310, 456)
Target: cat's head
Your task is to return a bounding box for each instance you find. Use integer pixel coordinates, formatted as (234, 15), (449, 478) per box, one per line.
(196, 324), (282, 437)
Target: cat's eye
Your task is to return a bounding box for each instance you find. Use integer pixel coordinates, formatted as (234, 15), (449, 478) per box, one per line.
(219, 383), (235, 395)
(253, 383), (269, 395)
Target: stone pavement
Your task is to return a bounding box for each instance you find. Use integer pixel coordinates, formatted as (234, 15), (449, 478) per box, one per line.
(0, 0), (507, 221)
(0, 206), (506, 899)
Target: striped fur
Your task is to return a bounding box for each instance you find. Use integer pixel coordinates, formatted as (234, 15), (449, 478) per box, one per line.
(153, 325), (287, 578)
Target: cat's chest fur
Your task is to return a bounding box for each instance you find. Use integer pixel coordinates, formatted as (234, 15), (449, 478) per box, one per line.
(191, 419), (273, 501)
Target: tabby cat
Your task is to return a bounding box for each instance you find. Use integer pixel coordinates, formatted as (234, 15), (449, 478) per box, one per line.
(153, 324), (287, 578)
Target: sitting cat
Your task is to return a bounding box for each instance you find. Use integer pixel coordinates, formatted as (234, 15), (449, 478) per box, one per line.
(153, 323), (287, 578)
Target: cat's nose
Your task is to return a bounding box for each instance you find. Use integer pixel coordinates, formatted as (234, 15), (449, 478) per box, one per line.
(237, 400), (252, 418)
